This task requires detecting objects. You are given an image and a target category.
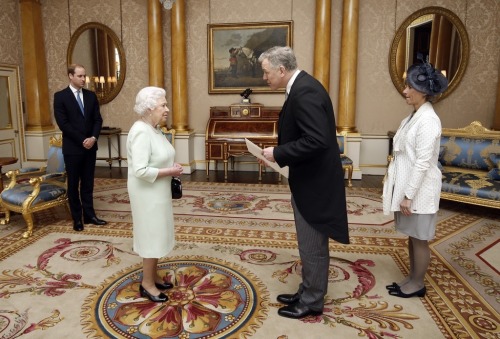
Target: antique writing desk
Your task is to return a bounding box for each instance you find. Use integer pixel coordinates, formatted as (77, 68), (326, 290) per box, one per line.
(205, 105), (281, 180)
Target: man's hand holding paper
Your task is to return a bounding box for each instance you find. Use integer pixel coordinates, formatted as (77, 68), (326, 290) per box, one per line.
(245, 138), (289, 178)
(261, 147), (275, 163)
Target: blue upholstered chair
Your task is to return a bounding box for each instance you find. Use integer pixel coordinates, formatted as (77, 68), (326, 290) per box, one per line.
(0, 136), (69, 238)
(160, 126), (176, 147)
(337, 131), (353, 187)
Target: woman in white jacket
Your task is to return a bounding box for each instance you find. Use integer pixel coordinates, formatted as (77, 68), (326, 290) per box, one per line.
(383, 59), (448, 298)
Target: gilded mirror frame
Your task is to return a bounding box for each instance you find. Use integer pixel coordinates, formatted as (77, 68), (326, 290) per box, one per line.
(67, 22), (126, 105)
(389, 6), (469, 101)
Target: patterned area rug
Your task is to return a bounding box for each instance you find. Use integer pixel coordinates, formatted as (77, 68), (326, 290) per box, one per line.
(0, 179), (498, 338)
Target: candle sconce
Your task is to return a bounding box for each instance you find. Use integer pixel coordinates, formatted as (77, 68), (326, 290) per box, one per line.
(85, 75), (118, 99)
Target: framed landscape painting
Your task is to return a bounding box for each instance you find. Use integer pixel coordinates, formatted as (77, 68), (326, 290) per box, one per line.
(208, 21), (293, 94)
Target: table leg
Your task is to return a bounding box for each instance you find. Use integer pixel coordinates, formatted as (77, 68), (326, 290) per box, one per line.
(0, 167), (7, 220)
(117, 133), (122, 168)
(107, 135), (112, 169)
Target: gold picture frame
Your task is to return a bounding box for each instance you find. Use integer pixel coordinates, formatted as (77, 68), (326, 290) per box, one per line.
(208, 21), (293, 94)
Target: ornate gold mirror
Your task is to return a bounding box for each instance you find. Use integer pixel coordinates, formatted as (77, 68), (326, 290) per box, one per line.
(389, 6), (469, 101)
(67, 22), (126, 105)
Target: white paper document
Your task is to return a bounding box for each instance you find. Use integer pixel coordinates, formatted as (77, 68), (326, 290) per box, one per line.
(245, 138), (289, 178)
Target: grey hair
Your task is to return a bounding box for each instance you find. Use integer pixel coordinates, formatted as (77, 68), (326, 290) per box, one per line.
(258, 46), (297, 71)
(133, 86), (166, 116)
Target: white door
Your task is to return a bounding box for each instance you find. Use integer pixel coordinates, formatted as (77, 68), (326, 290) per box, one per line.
(0, 64), (23, 172)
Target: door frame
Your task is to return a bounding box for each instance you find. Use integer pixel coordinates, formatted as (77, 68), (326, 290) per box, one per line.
(0, 64), (25, 171)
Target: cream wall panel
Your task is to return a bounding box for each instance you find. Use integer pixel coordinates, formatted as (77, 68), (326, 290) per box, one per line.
(355, 0), (499, 134)
(186, 0), (315, 134)
(1, 0), (498, 173)
(0, 0), (22, 65)
(22, 0), (500, 136)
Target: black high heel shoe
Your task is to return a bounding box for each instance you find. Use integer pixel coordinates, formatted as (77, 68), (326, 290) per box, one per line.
(155, 282), (174, 290)
(388, 286), (426, 298)
(385, 282), (399, 290)
(139, 285), (168, 302)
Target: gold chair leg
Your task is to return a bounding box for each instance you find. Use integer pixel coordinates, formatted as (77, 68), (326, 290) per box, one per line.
(342, 165), (353, 187)
(22, 212), (34, 238)
(347, 165), (353, 187)
(0, 208), (10, 225)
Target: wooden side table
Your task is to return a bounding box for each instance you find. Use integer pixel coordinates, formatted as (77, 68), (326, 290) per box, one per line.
(98, 128), (122, 169)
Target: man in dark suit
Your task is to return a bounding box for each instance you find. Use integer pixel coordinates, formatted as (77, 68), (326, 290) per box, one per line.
(258, 47), (349, 319)
(54, 64), (107, 231)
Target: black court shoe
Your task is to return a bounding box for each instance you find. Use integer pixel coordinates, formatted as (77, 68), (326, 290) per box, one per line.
(385, 282), (399, 290)
(388, 286), (426, 298)
(139, 285), (168, 302)
(155, 282), (174, 290)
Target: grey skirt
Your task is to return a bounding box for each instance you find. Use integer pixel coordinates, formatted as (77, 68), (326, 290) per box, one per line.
(394, 212), (437, 240)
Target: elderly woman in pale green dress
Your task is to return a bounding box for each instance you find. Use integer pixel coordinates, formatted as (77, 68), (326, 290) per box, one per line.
(127, 86), (183, 302)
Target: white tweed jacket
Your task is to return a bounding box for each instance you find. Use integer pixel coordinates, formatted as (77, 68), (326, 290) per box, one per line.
(383, 102), (442, 215)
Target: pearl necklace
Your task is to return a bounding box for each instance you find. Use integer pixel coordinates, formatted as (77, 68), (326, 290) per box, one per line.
(140, 117), (160, 132)
(141, 117), (156, 129)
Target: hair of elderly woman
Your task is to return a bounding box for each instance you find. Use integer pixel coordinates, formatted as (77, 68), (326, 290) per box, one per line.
(134, 86), (166, 116)
(258, 46), (297, 72)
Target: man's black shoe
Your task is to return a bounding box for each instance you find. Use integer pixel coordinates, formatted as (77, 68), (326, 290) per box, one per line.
(277, 302), (323, 319)
(277, 293), (300, 305)
(73, 220), (84, 231)
(83, 216), (107, 225)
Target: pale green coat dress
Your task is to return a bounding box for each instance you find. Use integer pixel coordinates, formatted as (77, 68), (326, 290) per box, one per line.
(127, 120), (176, 258)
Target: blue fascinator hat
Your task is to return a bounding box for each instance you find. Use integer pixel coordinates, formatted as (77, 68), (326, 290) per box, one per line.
(406, 54), (448, 96)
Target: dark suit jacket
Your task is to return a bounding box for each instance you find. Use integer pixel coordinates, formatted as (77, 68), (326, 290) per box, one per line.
(273, 71), (349, 244)
(54, 87), (103, 155)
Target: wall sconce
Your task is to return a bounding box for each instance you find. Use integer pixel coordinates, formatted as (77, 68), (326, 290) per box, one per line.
(441, 70), (447, 78)
(159, 0), (176, 10)
(86, 75), (117, 98)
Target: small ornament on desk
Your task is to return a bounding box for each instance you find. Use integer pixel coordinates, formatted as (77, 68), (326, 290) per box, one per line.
(240, 88), (252, 103)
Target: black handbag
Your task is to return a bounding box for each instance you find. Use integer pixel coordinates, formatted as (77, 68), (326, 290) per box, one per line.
(171, 177), (182, 199)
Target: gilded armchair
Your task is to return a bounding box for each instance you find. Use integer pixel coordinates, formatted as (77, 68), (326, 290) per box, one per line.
(337, 131), (353, 187)
(160, 127), (176, 147)
(0, 136), (69, 238)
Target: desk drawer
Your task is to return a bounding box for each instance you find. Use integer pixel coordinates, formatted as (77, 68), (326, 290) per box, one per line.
(228, 143), (247, 153)
(207, 143), (224, 160)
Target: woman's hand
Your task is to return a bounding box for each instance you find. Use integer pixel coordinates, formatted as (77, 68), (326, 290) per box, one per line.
(171, 163), (183, 176)
(400, 197), (412, 216)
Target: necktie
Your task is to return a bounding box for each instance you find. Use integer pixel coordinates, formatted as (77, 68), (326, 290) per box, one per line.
(76, 91), (84, 115)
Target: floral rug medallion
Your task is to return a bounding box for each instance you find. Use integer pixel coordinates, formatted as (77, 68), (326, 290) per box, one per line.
(83, 256), (268, 338)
